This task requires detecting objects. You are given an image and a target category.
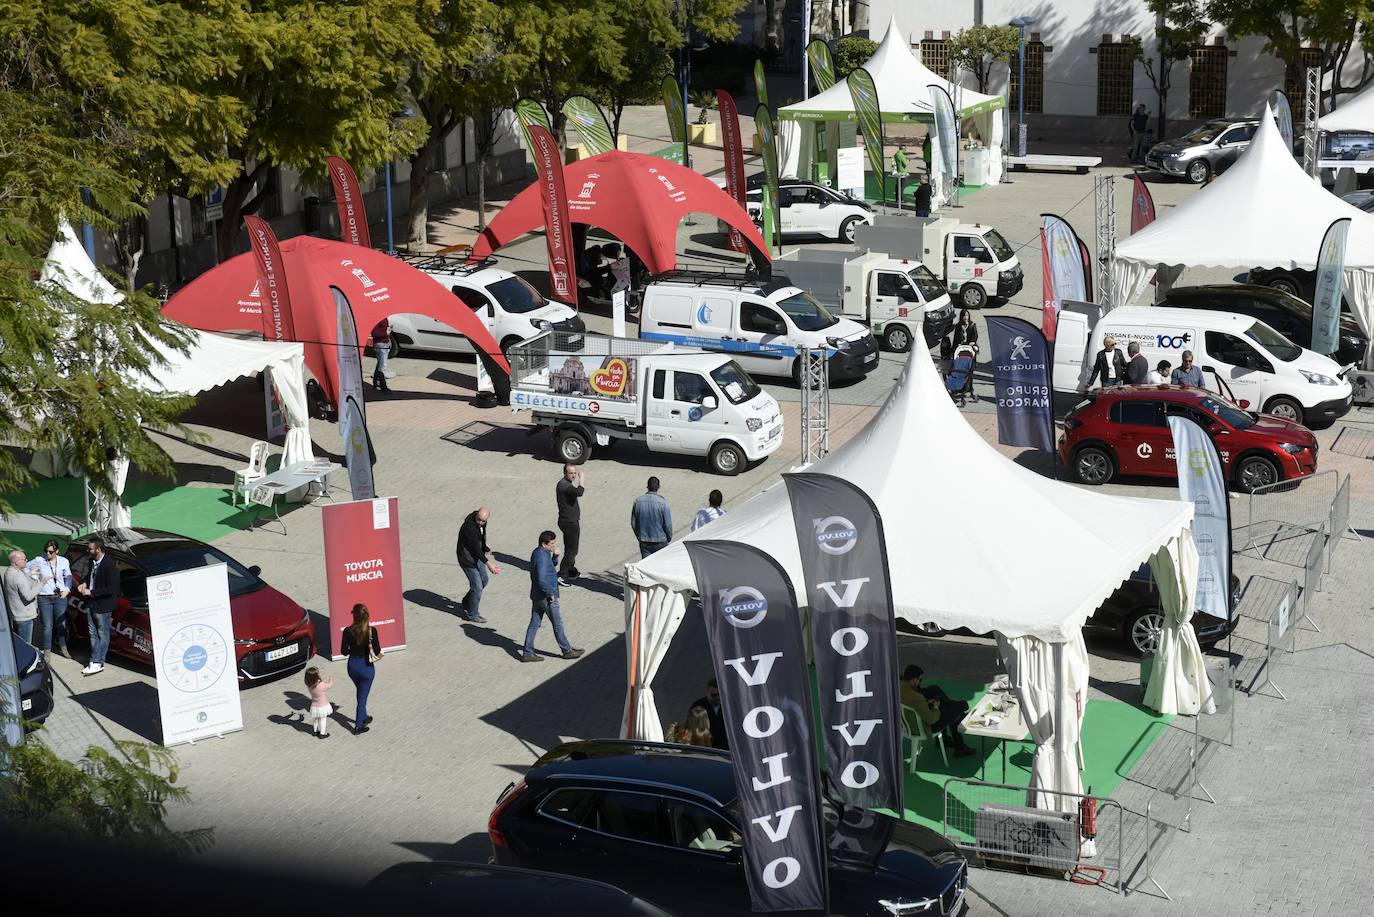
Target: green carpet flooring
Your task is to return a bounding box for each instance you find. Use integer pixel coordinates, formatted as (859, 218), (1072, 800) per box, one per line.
(863, 173), (983, 206)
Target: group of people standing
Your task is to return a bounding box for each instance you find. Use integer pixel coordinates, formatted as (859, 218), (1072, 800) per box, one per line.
(3, 537), (116, 677)
(1090, 336), (1206, 388)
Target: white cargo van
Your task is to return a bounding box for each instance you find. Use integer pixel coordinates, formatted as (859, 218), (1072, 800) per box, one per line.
(854, 216), (1025, 310)
(507, 332), (784, 475)
(387, 254), (585, 356)
(638, 272), (880, 383)
(1054, 304), (1354, 425)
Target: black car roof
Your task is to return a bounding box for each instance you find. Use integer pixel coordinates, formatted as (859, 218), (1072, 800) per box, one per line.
(528, 740), (738, 806)
(69, 527), (198, 553)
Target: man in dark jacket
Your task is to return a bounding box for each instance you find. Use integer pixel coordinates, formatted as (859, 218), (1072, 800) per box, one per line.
(456, 507), (497, 624)
(523, 530), (582, 663)
(691, 678), (729, 749)
(1124, 341), (1150, 384)
(555, 464), (585, 584)
(1088, 335), (1127, 388)
(913, 174), (933, 218)
(76, 536), (118, 675)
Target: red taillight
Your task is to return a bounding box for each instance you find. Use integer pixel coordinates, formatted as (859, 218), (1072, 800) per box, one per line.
(488, 781), (527, 848)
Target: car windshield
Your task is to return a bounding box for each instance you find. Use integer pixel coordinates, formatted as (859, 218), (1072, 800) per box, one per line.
(710, 361), (761, 404)
(776, 290), (840, 331)
(1244, 320), (1302, 362)
(907, 265), (946, 301)
(132, 543), (264, 597)
(1183, 124), (1226, 143)
(487, 276), (547, 314)
(983, 229), (1014, 261)
(1199, 395), (1256, 429)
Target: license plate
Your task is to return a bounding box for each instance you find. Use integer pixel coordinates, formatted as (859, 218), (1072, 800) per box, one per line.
(864, 351), (878, 363)
(22, 698), (32, 712)
(565, 334), (583, 344)
(264, 643), (299, 662)
(768, 425), (782, 440)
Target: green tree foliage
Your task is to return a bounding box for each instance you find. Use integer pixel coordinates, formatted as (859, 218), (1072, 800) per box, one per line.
(1300, 0), (1374, 108)
(833, 36), (877, 79)
(1132, 0), (1208, 136)
(948, 25), (1023, 92)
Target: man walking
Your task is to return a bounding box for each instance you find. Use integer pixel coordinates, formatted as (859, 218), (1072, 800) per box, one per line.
(1170, 350), (1205, 388)
(692, 490), (726, 531)
(4, 550), (45, 645)
(76, 536), (117, 675)
(1125, 341), (1150, 385)
(1129, 103), (1150, 163)
(631, 477), (673, 559)
(555, 464), (585, 585)
(523, 531), (583, 663)
(456, 507), (498, 624)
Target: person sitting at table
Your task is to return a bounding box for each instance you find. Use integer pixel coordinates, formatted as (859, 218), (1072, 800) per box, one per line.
(900, 664), (975, 758)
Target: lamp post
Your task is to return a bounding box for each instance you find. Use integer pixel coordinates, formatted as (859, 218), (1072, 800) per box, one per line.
(800, 0), (811, 102)
(1010, 16), (1036, 158)
(383, 107), (414, 253)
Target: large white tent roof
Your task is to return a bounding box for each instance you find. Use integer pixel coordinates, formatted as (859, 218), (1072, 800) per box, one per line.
(1320, 84), (1374, 133)
(780, 17), (1004, 122)
(627, 338), (1193, 643)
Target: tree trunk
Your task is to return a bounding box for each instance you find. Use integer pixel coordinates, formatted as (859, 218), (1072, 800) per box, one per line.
(477, 155), (487, 232)
(407, 137), (435, 249)
(851, 0), (868, 35)
(215, 160), (270, 263)
(764, 0), (782, 54)
(810, 1), (832, 41)
(114, 214), (147, 291)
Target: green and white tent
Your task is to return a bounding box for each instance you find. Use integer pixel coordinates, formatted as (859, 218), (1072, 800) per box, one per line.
(778, 17), (1007, 187)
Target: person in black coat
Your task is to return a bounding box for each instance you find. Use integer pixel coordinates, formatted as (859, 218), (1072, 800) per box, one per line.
(456, 508), (496, 623)
(690, 678), (728, 749)
(76, 536), (118, 675)
(913, 174), (933, 218)
(941, 308), (979, 361)
(1124, 341), (1150, 385)
(1088, 335), (1128, 388)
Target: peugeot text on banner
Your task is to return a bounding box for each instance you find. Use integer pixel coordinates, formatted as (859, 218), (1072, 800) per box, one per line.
(526, 124), (579, 306)
(1168, 417), (1232, 621)
(756, 105), (783, 252)
(849, 68), (885, 203)
(1271, 90), (1294, 153)
(562, 95), (615, 156)
(685, 540), (829, 915)
(783, 473), (904, 814)
(806, 39), (837, 92)
(986, 317), (1056, 452)
(332, 287), (376, 501)
(1129, 174), (1156, 235)
(718, 90), (748, 254)
(323, 497), (405, 655)
(754, 59), (769, 112)
(1040, 213), (1088, 341)
(326, 156), (371, 248)
(244, 215), (296, 343)
(1312, 218), (1350, 356)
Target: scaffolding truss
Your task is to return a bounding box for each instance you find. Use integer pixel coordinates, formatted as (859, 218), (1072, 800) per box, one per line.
(1094, 174), (1117, 309)
(799, 347), (831, 465)
(1303, 66), (1320, 178)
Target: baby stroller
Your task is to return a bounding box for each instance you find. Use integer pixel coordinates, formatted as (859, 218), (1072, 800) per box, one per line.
(944, 346), (978, 406)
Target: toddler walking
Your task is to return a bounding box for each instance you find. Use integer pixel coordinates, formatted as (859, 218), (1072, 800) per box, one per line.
(304, 666), (334, 738)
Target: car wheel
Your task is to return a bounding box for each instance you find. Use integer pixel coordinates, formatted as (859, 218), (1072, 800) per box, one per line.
(388, 338), (401, 359)
(555, 430), (589, 465)
(1186, 159), (1211, 184)
(709, 442), (745, 476)
(1235, 454), (1280, 492)
(1266, 274), (1302, 297)
(1262, 396), (1303, 424)
(500, 336), (523, 358)
(839, 216), (861, 243)
(1125, 608), (1166, 657)
(883, 323), (913, 353)
(960, 283), (987, 310)
(791, 359), (821, 389)
(1073, 446), (1115, 485)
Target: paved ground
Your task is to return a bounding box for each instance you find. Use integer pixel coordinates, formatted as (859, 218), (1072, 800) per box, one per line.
(29, 106), (1374, 914)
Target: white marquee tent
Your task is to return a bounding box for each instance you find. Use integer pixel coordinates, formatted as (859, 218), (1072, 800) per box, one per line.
(37, 224), (313, 527)
(1114, 105), (1374, 351)
(777, 18), (1006, 191)
(1318, 83), (1374, 133)
(623, 337), (1197, 809)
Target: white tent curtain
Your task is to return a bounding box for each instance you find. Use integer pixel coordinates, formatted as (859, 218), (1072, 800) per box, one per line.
(997, 631), (1089, 813)
(622, 584), (690, 742)
(779, 119), (803, 179)
(270, 355), (314, 467)
(1144, 531), (1212, 716)
(93, 457), (131, 530)
(1111, 259), (1155, 310)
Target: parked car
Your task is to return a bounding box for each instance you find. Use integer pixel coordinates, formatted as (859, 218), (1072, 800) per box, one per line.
(1144, 119), (1258, 184)
(490, 740), (969, 917)
(64, 529), (315, 683)
(12, 632), (55, 725)
(1159, 284), (1370, 367)
(746, 179), (874, 242)
(367, 862), (674, 916)
(1248, 191), (1371, 304)
(1341, 189), (1374, 213)
(1058, 385), (1318, 491)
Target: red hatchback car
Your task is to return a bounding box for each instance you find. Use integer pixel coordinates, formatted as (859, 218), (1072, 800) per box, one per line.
(64, 529), (316, 683)
(1060, 385), (1318, 490)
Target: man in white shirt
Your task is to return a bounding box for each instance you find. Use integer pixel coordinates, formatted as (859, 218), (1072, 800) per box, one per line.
(692, 490), (726, 531)
(1146, 360), (1171, 385)
(27, 539), (72, 657)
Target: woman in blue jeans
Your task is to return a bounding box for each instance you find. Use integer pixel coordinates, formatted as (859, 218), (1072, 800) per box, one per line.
(339, 603), (382, 735)
(32, 540), (72, 656)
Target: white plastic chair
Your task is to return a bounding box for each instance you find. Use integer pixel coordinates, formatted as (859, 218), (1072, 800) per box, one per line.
(234, 441), (271, 506)
(902, 703), (949, 771)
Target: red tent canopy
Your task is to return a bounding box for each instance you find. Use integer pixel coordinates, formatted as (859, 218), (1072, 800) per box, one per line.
(471, 150), (769, 274)
(164, 237), (510, 406)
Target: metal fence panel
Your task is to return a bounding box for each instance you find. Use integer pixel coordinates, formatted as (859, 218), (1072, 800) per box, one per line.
(1240, 469), (1338, 564)
(1327, 473), (1353, 573)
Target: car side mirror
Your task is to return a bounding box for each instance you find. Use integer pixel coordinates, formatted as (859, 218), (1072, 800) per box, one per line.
(1201, 365), (1217, 374)
(249, 565), (262, 576)
(702, 396), (718, 410)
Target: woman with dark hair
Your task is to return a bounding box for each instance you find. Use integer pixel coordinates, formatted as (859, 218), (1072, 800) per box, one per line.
(941, 308), (979, 370)
(339, 603), (382, 735)
(29, 539), (72, 658)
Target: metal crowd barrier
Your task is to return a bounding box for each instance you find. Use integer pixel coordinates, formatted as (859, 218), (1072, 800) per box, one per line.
(1248, 580), (1300, 700)
(1240, 469), (1338, 562)
(940, 778), (1126, 894)
(1301, 523), (1326, 631)
(1326, 473), (1359, 573)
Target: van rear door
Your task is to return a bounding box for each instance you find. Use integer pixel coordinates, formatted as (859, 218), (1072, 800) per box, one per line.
(1052, 307), (1096, 391)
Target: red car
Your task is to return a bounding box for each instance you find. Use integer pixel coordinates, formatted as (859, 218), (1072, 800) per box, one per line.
(1059, 385), (1318, 490)
(64, 529), (316, 683)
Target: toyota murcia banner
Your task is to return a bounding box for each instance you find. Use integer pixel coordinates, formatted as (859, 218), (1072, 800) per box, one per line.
(784, 473), (903, 814)
(323, 497), (406, 656)
(686, 540), (828, 914)
(986, 316), (1055, 453)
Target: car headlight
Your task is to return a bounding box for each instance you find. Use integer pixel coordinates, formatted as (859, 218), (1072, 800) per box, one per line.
(1279, 442), (1309, 453)
(746, 418), (762, 432)
(1299, 369), (1337, 385)
(879, 898), (937, 915)
(531, 319), (550, 330)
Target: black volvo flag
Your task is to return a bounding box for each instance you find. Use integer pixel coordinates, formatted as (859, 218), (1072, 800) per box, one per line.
(686, 541), (828, 914)
(784, 473), (903, 814)
(986, 316), (1055, 452)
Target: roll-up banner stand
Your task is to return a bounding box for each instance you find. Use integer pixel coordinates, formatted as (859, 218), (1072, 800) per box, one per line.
(323, 497), (406, 657)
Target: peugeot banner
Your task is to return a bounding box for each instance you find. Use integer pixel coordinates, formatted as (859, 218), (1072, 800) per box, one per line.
(326, 156), (371, 248)
(244, 215), (297, 343)
(848, 68), (885, 203)
(717, 90), (748, 254)
(986, 317), (1055, 452)
(783, 473), (903, 814)
(1130, 173), (1156, 235)
(333, 286), (376, 501)
(806, 39), (837, 92)
(1272, 90), (1294, 153)
(1168, 417), (1232, 620)
(1312, 218), (1350, 355)
(526, 124), (579, 306)
(686, 540), (828, 914)
(1040, 213), (1088, 341)
(562, 95), (615, 156)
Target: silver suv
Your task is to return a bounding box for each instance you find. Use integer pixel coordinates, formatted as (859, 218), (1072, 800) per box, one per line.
(1144, 118), (1258, 184)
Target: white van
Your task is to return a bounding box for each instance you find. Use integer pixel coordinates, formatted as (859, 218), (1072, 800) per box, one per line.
(639, 273), (880, 383)
(1054, 304), (1353, 425)
(387, 255), (585, 356)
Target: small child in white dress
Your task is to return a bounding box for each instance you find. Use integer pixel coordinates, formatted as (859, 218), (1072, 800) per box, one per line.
(304, 666), (334, 738)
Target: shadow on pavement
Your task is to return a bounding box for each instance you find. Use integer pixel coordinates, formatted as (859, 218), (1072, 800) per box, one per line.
(458, 619), (528, 662)
(405, 588), (465, 619)
(393, 831), (492, 863)
(480, 637), (628, 750)
(70, 680), (161, 742)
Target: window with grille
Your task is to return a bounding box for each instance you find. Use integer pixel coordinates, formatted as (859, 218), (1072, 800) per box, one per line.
(1009, 41), (1045, 114)
(920, 39), (950, 79)
(1096, 43), (1134, 116)
(1285, 48), (1323, 123)
(1189, 46), (1229, 119)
